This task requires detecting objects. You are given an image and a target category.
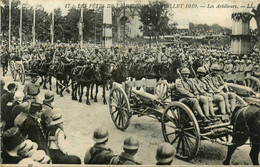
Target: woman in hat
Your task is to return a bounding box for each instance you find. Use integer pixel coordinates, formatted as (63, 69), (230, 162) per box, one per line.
(47, 112), (81, 164)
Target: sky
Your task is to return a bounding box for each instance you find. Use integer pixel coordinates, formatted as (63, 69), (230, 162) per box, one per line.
(8, 0), (260, 29)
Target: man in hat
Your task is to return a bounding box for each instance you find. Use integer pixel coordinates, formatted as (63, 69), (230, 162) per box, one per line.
(155, 142), (176, 165)
(205, 64), (236, 114)
(20, 102), (49, 154)
(109, 136), (141, 165)
(47, 111), (81, 164)
(41, 91), (55, 134)
(14, 102), (31, 128)
(175, 68), (210, 122)
(23, 72), (40, 102)
(1, 83), (18, 124)
(1, 127), (25, 164)
(4, 91), (24, 131)
(84, 127), (114, 164)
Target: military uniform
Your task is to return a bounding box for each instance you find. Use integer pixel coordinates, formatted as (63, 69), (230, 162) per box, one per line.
(110, 152), (141, 165)
(23, 79), (41, 102)
(84, 143), (114, 164)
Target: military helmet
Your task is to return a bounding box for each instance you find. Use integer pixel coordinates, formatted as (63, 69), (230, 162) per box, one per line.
(181, 68), (190, 74)
(123, 136), (139, 150)
(234, 59), (240, 63)
(211, 64), (220, 71)
(93, 127), (109, 143)
(197, 67), (206, 74)
(156, 142), (176, 164)
(247, 59), (252, 63)
(241, 59), (245, 64)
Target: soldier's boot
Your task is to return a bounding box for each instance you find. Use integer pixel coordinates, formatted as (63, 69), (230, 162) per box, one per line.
(191, 98), (210, 123)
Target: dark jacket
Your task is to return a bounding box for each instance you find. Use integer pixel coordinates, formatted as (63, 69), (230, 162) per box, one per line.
(20, 115), (49, 154)
(84, 143), (114, 164)
(1, 150), (22, 164)
(110, 152), (141, 165)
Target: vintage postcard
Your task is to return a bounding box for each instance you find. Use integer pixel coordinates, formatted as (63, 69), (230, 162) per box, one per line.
(0, 0), (259, 166)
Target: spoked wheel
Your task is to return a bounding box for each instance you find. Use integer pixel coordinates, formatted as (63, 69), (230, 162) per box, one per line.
(18, 63), (25, 85)
(10, 61), (17, 81)
(156, 80), (169, 103)
(109, 86), (131, 131)
(244, 76), (260, 92)
(161, 102), (200, 160)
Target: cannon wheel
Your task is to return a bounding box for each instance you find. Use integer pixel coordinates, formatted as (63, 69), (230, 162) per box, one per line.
(156, 80), (168, 103)
(244, 76), (260, 92)
(17, 63), (25, 85)
(109, 85), (131, 131)
(10, 61), (17, 81)
(161, 102), (200, 160)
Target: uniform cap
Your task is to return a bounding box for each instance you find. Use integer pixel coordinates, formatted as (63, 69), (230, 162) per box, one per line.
(123, 136), (139, 150)
(44, 91), (54, 102)
(93, 127), (109, 143)
(197, 67), (206, 74)
(181, 68), (190, 74)
(156, 142), (176, 163)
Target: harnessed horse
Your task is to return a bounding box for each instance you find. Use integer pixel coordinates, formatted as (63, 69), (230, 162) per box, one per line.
(223, 104), (260, 165)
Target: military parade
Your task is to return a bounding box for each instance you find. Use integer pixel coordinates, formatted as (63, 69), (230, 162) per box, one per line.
(1, 0), (260, 165)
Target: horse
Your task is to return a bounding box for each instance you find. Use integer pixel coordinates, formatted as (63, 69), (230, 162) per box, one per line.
(30, 59), (52, 90)
(70, 65), (83, 101)
(90, 61), (112, 105)
(77, 64), (101, 105)
(49, 60), (73, 97)
(223, 104), (260, 165)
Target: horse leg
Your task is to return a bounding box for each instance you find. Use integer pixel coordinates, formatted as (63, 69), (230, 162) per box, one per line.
(86, 84), (91, 105)
(43, 75), (48, 89)
(49, 76), (52, 91)
(56, 80), (59, 95)
(60, 80), (64, 97)
(249, 137), (259, 165)
(223, 134), (248, 165)
(71, 81), (75, 100)
(94, 83), (98, 103)
(90, 83), (94, 100)
(103, 83), (107, 105)
(74, 82), (78, 100)
(78, 84), (83, 103)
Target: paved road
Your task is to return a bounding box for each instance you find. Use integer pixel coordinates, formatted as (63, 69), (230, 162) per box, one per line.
(1, 69), (253, 165)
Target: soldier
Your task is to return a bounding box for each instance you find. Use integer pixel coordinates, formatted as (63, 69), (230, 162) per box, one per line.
(1, 48), (9, 76)
(205, 64), (236, 114)
(175, 68), (210, 122)
(110, 136), (141, 165)
(233, 59), (240, 83)
(195, 67), (226, 115)
(90, 47), (103, 64)
(245, 59), (253, 78)
(253, 64), (260, 78)
(155, 143), (176, 165)
(157, 45), (169, 64)
(84, 127), (114, 164)
(23, 73), (41, 102)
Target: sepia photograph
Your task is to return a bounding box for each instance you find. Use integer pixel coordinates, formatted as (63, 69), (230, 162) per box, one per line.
(0, 0), (260, 165)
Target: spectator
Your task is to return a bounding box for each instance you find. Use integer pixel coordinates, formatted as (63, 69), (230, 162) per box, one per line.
(110, 136), (141, 165)
(47, 111), (81, 164)
(14, 102), (31, 128)
(20, 102), (49, 154)
(84, 127), (114, 164)
(155, 143), (176, 165)
(1, 127), (25, 164)
(0, 79), (7, 97)
(41, 91), (55, 134)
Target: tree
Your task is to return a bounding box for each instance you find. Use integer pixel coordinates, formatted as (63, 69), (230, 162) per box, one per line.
(139, 0), (171, 37)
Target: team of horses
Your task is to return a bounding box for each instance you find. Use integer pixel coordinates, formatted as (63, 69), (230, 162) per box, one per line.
(29, 56), (259, 165)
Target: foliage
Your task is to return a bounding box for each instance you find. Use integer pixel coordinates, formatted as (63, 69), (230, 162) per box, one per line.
(138, 0), (171, 37)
